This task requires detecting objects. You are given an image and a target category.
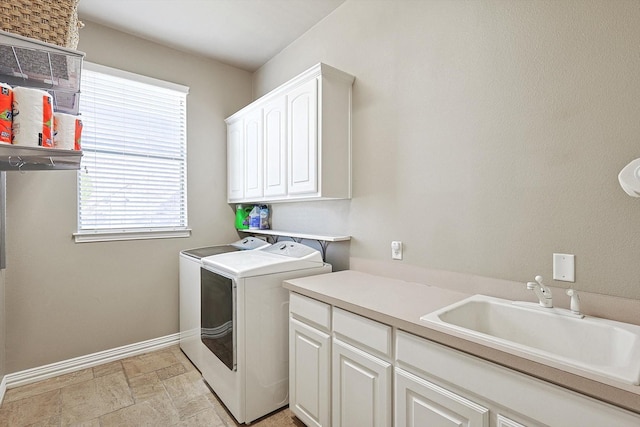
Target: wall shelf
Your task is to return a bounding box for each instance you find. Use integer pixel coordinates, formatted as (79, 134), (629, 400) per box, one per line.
(0, 31), (85, 171)
(0, 144), (82, 171)
(239, 228), (350, 242)
(0, 30), (84, 114)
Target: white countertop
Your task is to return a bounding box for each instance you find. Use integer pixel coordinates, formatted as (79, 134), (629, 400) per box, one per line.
(283, 270), (640, 415)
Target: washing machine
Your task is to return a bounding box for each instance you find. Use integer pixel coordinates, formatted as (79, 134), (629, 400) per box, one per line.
(179, 237), (270, 376)
(195, 242), (332, 424)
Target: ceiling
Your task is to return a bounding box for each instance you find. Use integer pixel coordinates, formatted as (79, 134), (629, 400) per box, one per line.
(77, 0), (345, 72)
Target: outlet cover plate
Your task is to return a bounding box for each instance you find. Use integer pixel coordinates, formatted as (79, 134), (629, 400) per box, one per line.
(553, 253), (575, 282)
(391, 241), (403, 260)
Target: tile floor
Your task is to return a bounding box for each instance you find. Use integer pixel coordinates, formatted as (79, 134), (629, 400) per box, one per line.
(0, 345), (304, 427)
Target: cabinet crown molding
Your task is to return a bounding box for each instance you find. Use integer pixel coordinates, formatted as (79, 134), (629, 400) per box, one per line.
(225, 63), (355, 123)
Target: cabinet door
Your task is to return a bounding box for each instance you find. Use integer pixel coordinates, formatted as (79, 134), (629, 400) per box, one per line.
(395, 368), (489, 427)
(243, 108), (263, 200)
(263, 97), (287, 198)
(289, 318), (331, 427)
(287, 78), (318, 196)
(332, 338), (391, 427)
(227, 119), (244, 202)
(496, 414), (527, 427)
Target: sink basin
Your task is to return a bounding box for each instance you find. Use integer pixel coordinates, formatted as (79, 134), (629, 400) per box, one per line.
(420, 294), (640, 385)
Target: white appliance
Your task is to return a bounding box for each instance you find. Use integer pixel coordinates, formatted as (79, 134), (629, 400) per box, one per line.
(194, 242), (331, 424)
(179, 237), (270, 385)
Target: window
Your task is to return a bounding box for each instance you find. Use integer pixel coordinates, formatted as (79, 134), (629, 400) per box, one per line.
(75, 63), (189, 242)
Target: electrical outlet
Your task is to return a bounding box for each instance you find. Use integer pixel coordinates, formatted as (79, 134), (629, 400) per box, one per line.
(391, 241), (403, 260)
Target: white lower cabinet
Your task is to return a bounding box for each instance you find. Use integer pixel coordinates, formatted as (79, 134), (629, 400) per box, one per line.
(289, 292), (640, 427)
(332, 307), (392, 427)
(289, 293), (392, 427)
(395, 330), (640, 427)
(289, 318), (331, 427)
(395, 367), (488, 427)
(332, 338), (392, 427)
(289, 293), (332, 427)
(495, 414), (527, 427)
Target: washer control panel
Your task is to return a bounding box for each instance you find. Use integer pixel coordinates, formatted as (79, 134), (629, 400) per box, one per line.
(263, 242), (318, 258)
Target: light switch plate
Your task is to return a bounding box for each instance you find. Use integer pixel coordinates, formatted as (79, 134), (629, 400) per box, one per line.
(553, 253), (575, 282)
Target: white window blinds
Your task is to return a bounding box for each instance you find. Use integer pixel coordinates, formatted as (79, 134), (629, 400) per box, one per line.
(76, 63), (189, 242)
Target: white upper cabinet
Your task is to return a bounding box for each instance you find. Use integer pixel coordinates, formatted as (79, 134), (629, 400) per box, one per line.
(287, 78), (318, 196)
(226, 63), (354, 203)
(263, 97), (287, 198)
(227, 119), (244, 202)
(243, 108), (264, 200)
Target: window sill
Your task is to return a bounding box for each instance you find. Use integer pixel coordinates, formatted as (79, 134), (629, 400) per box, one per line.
(74, 229), (191, 243)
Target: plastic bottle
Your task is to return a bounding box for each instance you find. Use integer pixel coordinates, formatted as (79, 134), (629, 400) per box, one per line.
(235, 205), (252, 230)
(249, 205), (260, 229)
(259, 205), (270, 229)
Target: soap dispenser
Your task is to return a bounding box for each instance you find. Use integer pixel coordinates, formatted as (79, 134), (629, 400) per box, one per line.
(566, 289), (581, 316)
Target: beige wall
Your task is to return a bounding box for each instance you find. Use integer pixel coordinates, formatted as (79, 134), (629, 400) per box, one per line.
(256, 0), (640, 301)
(4, 22), (251, 372)
(5, 0), (640, 373)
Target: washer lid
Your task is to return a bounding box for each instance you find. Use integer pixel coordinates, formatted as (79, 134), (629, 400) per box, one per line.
(180, 237), (270, 260)
(201, 242), (324, 278)
(180, 245), (238, 260)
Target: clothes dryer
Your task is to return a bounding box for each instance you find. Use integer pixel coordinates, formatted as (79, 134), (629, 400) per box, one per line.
(197, 242), (331, 424)
(179, 237), (270, 373)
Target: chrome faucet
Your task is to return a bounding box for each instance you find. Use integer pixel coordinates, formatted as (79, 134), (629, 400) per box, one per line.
(526, 275), (553, 308)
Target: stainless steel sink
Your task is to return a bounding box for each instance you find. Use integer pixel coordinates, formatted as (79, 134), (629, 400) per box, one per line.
(420, 294), (640, 385)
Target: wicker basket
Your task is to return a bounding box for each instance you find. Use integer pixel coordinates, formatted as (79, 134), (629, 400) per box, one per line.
(0, 0), (81, 49)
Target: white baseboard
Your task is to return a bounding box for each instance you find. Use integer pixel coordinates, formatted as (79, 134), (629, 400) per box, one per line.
(4, 333), (180, 390)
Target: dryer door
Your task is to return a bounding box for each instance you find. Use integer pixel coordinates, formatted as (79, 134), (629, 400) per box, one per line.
(201, 268), (236, 370)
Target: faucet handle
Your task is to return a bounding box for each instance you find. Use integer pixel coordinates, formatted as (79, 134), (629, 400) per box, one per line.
(527, 275), (546, 289)
(527, 275), (553, 308)
(535, 275), (552, 293)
